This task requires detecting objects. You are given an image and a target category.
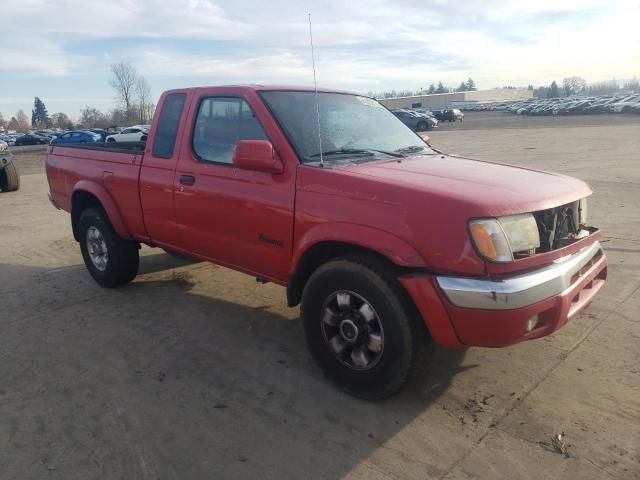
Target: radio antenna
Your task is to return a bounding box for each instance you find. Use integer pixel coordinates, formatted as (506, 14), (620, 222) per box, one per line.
(308, 13), (324, 167)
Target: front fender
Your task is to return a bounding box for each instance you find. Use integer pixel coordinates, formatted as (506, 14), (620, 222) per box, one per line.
(291, 222), (428, 272)
(72, 180), (132, 240)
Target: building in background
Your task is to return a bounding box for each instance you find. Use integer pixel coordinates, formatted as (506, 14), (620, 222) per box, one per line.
(378, 88), (532, 109)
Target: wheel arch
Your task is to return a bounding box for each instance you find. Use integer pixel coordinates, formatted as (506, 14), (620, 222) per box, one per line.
(71, 181), (131, 241)
(287, 225), (428, 307)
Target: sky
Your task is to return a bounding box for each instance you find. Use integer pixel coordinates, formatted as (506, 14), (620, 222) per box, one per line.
(1, 0), (639, 121)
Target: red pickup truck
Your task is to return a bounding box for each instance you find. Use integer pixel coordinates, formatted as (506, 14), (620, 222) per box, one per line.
(46, 86), (607, 399)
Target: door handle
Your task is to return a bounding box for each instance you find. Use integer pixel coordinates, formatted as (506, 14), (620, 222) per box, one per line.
(179, 175), (195, 186)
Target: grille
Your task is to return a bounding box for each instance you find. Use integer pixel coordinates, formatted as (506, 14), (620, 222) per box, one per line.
(533, 200), (585, 253)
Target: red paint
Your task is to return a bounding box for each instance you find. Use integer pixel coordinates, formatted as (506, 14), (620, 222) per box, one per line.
(45, 85), (608, 348)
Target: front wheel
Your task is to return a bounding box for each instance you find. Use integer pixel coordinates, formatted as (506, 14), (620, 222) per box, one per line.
(301, 256), (430, 400)
(107, 138), (116, 143)
(79, 208), (139, 288)
(416, 121), (428, 131)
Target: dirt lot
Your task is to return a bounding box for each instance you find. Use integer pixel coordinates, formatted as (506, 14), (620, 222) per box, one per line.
(1, 113), (639, 479)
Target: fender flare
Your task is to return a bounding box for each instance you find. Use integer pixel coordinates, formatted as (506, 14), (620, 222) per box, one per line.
(72, 180), (132, 240)
(291, 222), (428, 273)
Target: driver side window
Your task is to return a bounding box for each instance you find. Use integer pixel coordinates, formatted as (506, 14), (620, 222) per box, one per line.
(193, 97), (268, 164)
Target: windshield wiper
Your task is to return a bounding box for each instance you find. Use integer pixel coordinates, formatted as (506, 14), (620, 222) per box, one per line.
(308, 148), (405, 159)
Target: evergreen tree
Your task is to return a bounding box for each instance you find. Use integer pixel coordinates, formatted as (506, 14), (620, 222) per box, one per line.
(435, 81), (445, 94)
(456, 82), (467, 92)
(427, 83), (436, 94)
(465, 77), (476, 90)
(547, 81), (560, 98)
(31, 97), (50, 127)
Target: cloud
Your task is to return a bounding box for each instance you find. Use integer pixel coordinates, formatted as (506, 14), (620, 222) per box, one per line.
(1, 0), (638, 100)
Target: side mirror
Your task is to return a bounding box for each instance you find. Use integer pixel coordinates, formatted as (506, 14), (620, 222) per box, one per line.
(233, 140), (283, 174)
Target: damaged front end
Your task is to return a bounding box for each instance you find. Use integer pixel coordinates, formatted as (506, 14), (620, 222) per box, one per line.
(467, 196), (602, 276)
(533, 198), (593, 252)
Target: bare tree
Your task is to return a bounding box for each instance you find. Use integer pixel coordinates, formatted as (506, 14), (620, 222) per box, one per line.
(15, 110), (30, 131)
(136, 77), (154, 124)
(562, 76), (586, 96)
(79, 107), (109, 128)
(50, 112), (74, 130)
(108, 108), (129, 127)
(109, 62), (138, 123)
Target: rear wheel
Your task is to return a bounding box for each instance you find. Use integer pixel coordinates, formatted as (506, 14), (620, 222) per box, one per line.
(301, 256), (430, 400)
(0, 162), (20, 192)
(107, 138), (116, 143)
(79, 208), (139, 288)
(416, 121), (428, 131)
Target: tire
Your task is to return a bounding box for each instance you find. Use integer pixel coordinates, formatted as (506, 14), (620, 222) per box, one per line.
(0, 162), (20, 192)
(107, 138), (116, 143)
(416, 121), (428, 132)
(140, 135), (148, 142)
(78, 208), (139, 288)
(301, 255), (430, 400)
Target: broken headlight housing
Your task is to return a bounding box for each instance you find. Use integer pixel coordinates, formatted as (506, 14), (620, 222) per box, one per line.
(469, 213), (541, 263)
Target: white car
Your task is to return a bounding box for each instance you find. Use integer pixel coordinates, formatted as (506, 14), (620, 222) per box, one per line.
(106, 127), (149, 143)
(609, 97), (640, 113)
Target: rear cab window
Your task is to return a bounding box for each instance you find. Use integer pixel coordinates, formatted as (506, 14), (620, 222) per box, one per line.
(152, 93), (186, 158)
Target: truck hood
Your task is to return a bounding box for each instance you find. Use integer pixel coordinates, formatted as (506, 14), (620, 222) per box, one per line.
(341, 153), (591, 216)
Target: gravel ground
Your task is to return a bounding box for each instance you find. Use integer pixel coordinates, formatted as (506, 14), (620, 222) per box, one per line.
(1, 112), (639, 479)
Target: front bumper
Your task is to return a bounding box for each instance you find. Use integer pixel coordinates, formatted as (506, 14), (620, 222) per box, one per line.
(437, 242), (603, 310)
(399, 241), (607, 348)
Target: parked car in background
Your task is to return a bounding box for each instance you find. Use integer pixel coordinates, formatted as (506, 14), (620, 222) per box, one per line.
(412, 108), (434, 116)
(106, 126), (149, 142)
(440, 108), (464, 122)
(608, 96), (640, 113)
(0, 134), (16, 146)
(50, 130), (102, 145)
(86, 129), (108, 141)
(507, 93), (640, 116)
(33, 130), (55, 140)
(430, 109), (444, 119)
(0, 140), (19, 192)
(392, 110), (436, 131)
(14, 133), (50, 146)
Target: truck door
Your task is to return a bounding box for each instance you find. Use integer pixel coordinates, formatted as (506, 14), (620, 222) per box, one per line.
(173, 93), (296, 282)
(139, 91), (188, 248)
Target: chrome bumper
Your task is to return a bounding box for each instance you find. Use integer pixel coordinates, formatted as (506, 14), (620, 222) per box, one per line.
(436, 242), (603, 310)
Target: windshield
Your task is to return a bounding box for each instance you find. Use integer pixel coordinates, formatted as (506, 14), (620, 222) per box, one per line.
(259, 91), (435, 164)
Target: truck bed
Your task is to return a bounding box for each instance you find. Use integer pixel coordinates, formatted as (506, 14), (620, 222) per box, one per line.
(46, 141), (148, 241)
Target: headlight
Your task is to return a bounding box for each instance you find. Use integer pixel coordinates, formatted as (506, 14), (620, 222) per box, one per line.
(469, 213), (540, 263)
